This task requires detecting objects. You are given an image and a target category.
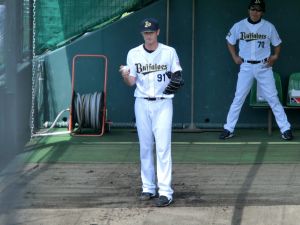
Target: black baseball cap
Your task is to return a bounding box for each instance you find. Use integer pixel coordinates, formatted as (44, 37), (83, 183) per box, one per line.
(248, 0), (266, 12)
(140, 18), (159, 32)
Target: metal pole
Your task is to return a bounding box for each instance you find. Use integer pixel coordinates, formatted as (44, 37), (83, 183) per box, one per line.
(5, 0), (18, 93)
(29, 0), (33, 59)
(166, 0), (169, 45)
(3, 0), (21, 156)
(188, 0), (196, 129)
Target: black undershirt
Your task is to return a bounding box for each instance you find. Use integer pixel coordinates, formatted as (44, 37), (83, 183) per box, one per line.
(247, 17), (261, 24)
(143, 44), (155, 53)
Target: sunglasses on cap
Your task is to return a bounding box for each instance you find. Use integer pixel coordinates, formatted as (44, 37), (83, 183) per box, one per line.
(250, 6), (263, 12)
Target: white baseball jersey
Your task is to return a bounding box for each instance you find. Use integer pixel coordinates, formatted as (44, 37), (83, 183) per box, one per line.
(226, 18), (281, 60)
(223, 18), (291, 134)
(127, 43), (182, 98)
(125, 42), (182, 200)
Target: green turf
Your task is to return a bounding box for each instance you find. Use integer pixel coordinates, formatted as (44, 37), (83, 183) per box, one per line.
(23, 128), (300, 164)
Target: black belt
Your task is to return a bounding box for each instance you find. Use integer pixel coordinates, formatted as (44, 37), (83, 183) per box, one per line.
(242, 58), (268, 64)
(143, 97), (165, 101)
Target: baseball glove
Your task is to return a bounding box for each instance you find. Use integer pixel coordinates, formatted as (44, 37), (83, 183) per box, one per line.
(163, 71), (184, 95)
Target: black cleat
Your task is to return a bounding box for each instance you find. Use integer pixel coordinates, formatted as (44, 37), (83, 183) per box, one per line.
(281, 129), (293, 140)
(219, 129), (234, 140)
(155, 195), (173, 207)
(140, 192), (156, 201)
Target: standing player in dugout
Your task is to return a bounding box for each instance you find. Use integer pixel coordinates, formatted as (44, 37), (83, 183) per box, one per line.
(220, 0), (293, 140)
(119, 18), (183, 207)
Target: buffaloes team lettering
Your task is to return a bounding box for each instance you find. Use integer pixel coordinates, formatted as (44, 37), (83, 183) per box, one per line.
(135, 63), (167, 75)
(240, 32), (267, 42)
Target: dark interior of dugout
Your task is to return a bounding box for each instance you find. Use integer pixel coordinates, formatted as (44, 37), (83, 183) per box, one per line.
(36, 0), (300, 130)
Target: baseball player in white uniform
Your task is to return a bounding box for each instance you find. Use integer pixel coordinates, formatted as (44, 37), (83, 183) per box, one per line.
(119, 18), (183, 207)
(220, 0), (293, 140)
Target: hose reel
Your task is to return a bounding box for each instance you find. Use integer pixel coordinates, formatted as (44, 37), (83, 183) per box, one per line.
(72, 91), (104, 133)
(69, 54), (108, 136)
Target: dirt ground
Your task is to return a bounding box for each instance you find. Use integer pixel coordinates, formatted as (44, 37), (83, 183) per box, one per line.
(1, 157), (300, 225)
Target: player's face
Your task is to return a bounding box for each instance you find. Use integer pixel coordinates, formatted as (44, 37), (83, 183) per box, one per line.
(248, 6), (263, 22)
(141, 30), (160, 45)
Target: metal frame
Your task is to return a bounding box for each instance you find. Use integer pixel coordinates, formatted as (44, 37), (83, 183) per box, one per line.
(69, 54), (108, 137)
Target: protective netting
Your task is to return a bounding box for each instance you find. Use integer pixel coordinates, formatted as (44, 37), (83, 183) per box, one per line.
(35, 0), (157, 55)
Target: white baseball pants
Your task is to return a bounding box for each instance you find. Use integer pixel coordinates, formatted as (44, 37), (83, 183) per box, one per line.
(224, 63), (291, 133)
(134, 98), (173, 199)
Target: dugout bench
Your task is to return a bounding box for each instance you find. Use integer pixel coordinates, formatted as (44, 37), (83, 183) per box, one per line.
(249, 72), (300, 135)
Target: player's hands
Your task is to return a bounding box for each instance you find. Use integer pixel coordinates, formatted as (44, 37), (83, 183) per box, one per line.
(266, 55), (278, 67)
(119, 65), (136, 86)
(233, 55), (243, 65)
(119, 65), (130, 78)
(227, 43), (243, 65)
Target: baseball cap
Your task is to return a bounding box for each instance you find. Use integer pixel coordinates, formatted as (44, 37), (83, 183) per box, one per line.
(248, 0), (265, 12)
(140, 18), (159, 33)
